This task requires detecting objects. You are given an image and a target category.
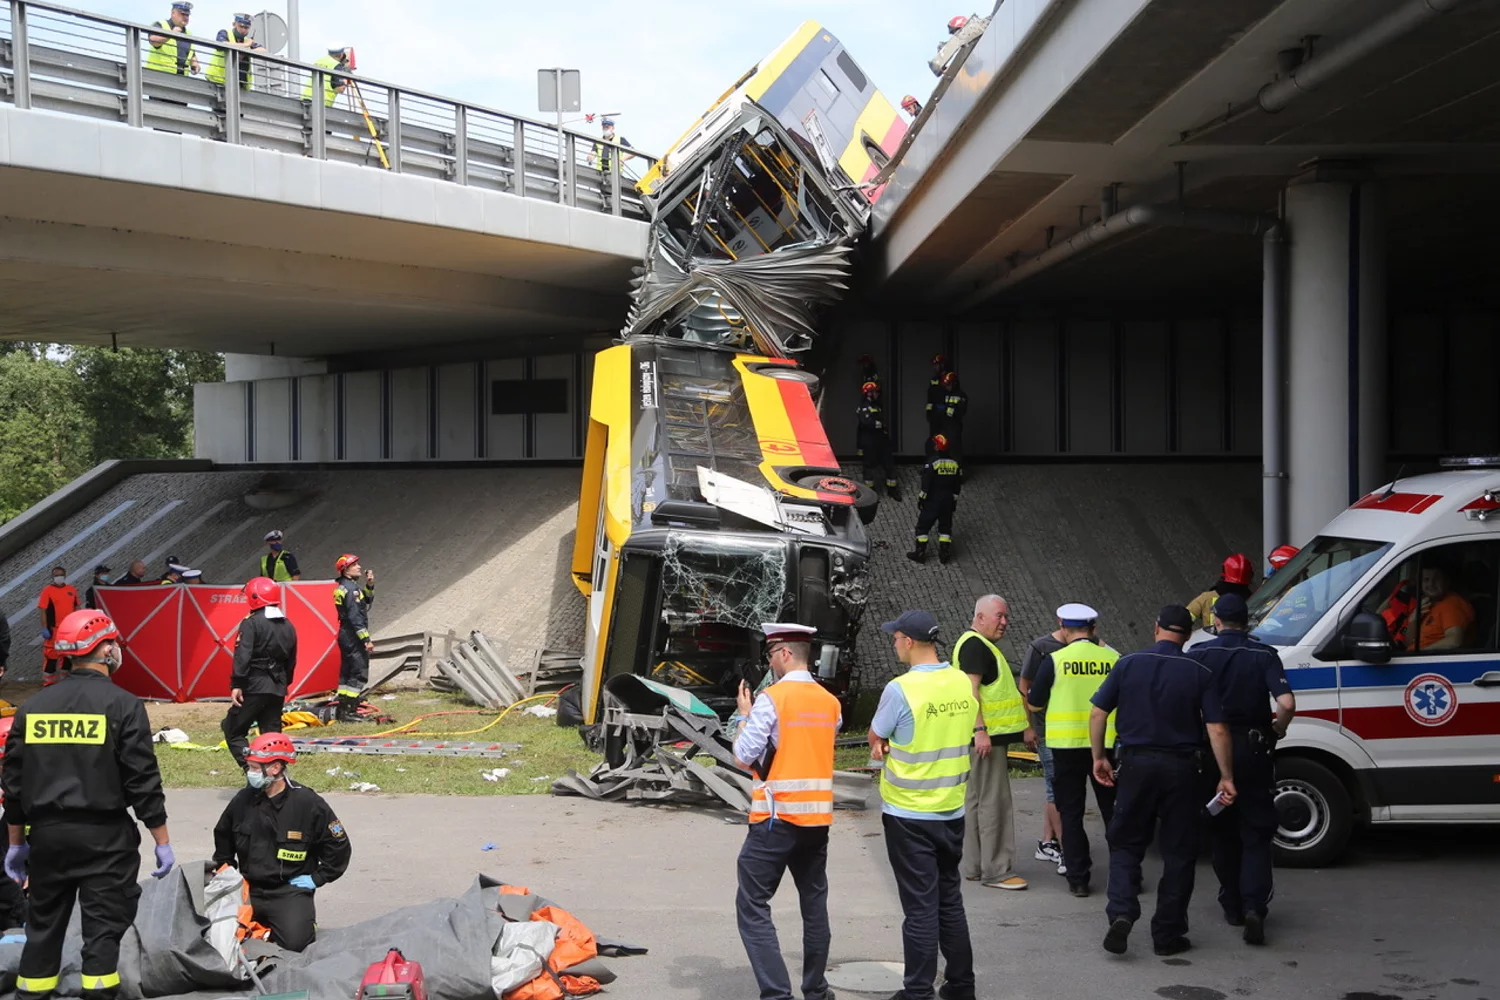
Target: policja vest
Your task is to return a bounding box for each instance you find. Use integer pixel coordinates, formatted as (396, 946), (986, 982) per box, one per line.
(260, 551), (295, 582)
(301, 55), (343, 106)
(880, 666), (975, 814)
(1045, 639), (1119, 749)
(748, 679), (839, 826)
(145, 21), (194, 75)
(951, 630), (1027, 735)
(206, 29), (255, 88)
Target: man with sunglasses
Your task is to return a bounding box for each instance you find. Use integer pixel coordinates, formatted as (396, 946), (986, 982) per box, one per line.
(729, 623), (840, 1000)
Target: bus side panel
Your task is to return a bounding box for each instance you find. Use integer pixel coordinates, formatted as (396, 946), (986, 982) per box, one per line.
(572, 418), (608, 596)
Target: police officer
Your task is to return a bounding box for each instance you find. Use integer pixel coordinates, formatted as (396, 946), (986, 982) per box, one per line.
(1023, 603), (1118, 897)
(84, 565), (112, 612)
(591, 118), (635, 210)
(1090, 605), (1235, 957)
(260, 530), (301, 582)
(159, 558), (187, 585)
(1188, 593), (1295, 946)
(907, 435), (962, 565)
(145, 2), (198, 77)
(212, 733), (351, 952)
(856, 381), (902, 501)
(3, 610), (176, 1000)
(924, 354), (948, 437)
(222, 577), (298, 770)
(729, 623), (840, 1000)
(301, 47), (351, 106)
(333, 554), (375, 722)
(206, 12), (265, 91)
(935, 372), (967, 448)
(867, 610), (976, 1000)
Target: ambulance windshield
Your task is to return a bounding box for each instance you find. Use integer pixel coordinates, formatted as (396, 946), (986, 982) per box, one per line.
(1247, 536), (1391, 646)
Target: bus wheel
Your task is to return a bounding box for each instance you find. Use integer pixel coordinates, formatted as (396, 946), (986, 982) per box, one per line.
(797, 475), (880, 525)
(1272, 757), (1353, 868)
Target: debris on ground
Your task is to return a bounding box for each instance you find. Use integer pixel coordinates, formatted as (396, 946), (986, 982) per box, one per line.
(524, 704), (558, 718)
(481, 768), (511, 782)
(348, 782), (381, 793)
(290, 737), (518, 759)
(153, 727), (190, 744)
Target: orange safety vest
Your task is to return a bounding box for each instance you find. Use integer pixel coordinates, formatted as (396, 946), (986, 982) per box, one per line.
(499, 885), (603, 1000)
(748, 679), (839, 827)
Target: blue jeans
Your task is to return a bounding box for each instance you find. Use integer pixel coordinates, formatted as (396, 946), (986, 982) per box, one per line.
(736, 820), (832, 1000)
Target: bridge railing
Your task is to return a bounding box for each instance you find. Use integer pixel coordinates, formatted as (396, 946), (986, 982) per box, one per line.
(0, 0), (655, 219)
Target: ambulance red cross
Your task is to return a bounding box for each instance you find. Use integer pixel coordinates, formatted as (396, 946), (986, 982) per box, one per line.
(1194, 457), (1500, 866)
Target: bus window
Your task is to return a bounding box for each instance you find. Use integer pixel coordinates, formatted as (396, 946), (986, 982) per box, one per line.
(836, 50), (867, 92)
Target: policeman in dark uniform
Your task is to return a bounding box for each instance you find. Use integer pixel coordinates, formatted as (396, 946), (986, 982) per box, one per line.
(1188, 593), (1295, 946)
(221, 577), (298, 770)
(2, 609), (176, 1000)
(856, 381), (902, 501)
(907, 435), (962, 564)
(936, 371), (967, 448)
(333, 554), (375, 722)
(1090, 605), (1235, 957)
(84, 565), (112, 611)
(213, 733), (351, 952)
(924, 353), (947, 437)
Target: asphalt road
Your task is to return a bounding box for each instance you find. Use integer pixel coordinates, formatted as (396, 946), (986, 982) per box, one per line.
(152, 775), (1498, 1000)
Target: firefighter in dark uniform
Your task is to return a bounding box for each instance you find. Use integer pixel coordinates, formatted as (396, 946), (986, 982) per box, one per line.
(856, 381), (902, 501)
(2, 609), (176, 1000)
(333, 554), (375, 722)
(221, 577), (298, 770)
(936, 372), (967, 451)
(856, 353), (881, 390)
(924, 354), (948, 437)
(1188, 593), (1295, 946)
(907, 435), (962, 564)
(1089, 605), (1235, 958)
(213, 733), (351, 952)
(0, 716), (27, 931)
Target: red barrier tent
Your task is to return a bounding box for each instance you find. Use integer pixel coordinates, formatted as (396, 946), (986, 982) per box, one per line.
(96, 582), (340, 702)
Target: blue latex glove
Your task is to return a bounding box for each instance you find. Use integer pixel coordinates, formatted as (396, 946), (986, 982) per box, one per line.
(151, 843), (175, 879)
(39, 628), (50, 640)
(3, 845), (27, 885)
(288, 875), (316, 891)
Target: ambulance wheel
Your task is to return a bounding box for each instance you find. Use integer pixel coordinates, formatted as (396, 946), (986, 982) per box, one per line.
(1272, 757), (1352, 868)
(796, 474), (879, 525)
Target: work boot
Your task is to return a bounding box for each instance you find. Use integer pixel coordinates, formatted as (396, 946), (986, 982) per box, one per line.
(1103, 917), (1132, 954)
(906, 539), (927, 564)
(938, 541), (953, 564)
(886, 480), (903, 502)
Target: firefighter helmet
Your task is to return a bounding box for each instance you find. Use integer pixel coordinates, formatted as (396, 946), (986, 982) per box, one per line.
(901, 95), (921, 116)
(932, 434), (950, 453)
(53, 610), (121, 658)
(861, 380), (880, 398)
(244, 576), (280, 610)
(941, 371), (959, 388)
(245, 732), (296, 766)
(948, 15), (969, 33)
(1222, 553), (1253, 585)
(0, 716), (13, 759)
(930, 353), (947, 368)
(335, 554), (360, 575)
(1268, 544), (1300, 570)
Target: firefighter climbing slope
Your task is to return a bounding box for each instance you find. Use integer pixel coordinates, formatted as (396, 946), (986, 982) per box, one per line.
(333, 555), (375, 722)
(908, 435), (964, 565)
(856, 381), (902, 501)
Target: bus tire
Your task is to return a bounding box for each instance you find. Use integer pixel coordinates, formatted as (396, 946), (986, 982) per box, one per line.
(796, 475), (879, 525)
(1272, 756), (1353, 868)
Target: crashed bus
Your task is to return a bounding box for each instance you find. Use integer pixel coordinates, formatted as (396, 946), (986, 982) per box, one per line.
(568, 23), (906, 728)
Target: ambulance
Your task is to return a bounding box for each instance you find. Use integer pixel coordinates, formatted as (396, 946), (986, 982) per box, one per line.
(1238, 458), (1500, 866)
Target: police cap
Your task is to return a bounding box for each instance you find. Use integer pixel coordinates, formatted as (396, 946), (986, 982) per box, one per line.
(1157, 604), (1193, 634)
(234, 11), (252, 24)
(1055, 603), (1098, 627)
(881, 610), (939, 642)
(761, 622), (816, 645)
(1212, 593), (1249, 624)
(264, 529), (284, 542)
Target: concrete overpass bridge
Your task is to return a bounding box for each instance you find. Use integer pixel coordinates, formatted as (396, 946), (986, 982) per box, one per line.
(0, 0), (653, 358)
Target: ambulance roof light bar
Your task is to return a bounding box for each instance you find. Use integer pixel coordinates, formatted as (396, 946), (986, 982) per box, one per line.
(1439, 455), (1500, 469)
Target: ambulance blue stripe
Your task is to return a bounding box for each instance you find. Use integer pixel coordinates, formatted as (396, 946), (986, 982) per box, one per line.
(1286, 667), (1338, 692)
(1337, 659), (1496, 688)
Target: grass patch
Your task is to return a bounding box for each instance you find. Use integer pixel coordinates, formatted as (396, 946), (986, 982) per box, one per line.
(150, 691), (598, 796)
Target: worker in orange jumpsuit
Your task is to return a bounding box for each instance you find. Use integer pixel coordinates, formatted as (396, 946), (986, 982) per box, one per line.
(36, 567), (80, 686)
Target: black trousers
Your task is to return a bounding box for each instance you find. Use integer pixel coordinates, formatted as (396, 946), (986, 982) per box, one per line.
(337, 634), (369, 696)
(735, 820), (831, 1000)
(1210, 731), (1278, 919)
(221, 693), (285, 769)
(249, 882), (317, 953)
(1052, 747), (1115, 887)
(914, 495), (955, 541)
(1106, 749), (1201, 946)
(0, 875), (27, 930)
(857, 431), (897, 487)
(19, 817), (141, 1000)
(882, 814), (973, 1000)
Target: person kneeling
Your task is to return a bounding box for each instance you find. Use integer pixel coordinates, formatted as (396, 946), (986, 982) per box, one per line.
(213, 734), (351, 952)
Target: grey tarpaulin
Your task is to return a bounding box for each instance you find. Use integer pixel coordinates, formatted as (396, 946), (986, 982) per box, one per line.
(0, 870), (635, 1000)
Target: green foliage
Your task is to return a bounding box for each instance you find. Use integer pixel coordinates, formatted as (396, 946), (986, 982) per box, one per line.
(0, 345), (224, 522)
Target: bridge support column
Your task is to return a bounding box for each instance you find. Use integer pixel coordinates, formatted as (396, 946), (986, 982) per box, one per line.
(1283, 168), (1386, 546)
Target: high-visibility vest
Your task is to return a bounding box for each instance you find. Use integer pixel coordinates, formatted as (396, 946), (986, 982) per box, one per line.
(206, 30), (255, 89)
(952, 630), (1027, 735)
(145, 21), (194, 76)
(1045, 640), (1119, 749)
(301, 55), (343, 106)
(880, 667), (975, 814)
(261, 551), (295, 582)
(748, 680), (839, 827)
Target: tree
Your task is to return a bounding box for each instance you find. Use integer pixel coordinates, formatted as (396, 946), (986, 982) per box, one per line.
(0, 348), (92, 521)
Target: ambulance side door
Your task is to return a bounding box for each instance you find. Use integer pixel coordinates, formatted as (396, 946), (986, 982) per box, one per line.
(1337, 538), (1500, 821)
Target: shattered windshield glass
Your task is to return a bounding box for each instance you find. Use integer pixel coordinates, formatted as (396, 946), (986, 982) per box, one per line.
(660, 532), (789, 628)
(1247, 536), (1391, 646)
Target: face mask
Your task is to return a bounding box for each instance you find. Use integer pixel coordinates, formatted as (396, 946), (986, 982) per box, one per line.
(246, 769), (270, 789)
(52, 575), (65, 586)
(103, 644), (122, 674)
(269, 543), (283, 552)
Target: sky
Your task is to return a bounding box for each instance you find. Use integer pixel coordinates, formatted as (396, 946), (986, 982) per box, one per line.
(68, 0), (962, 154)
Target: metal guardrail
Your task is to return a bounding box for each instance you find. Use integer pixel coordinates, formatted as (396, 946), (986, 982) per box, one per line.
(0, 0), (655, 219)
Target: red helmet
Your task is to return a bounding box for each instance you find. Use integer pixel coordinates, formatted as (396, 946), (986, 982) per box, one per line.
(53, 610), (121, 657)
(861, 380), (880, 397)
(948, 15), (969, 33)
(1222, 553), (1253, 586)
(931, 353), (947, 367)
(335, 554), (360, 575)
(0, 716), (13, 760)
(1268, 544), (1300, 570)
(245, 732), (296, 767)
(941, 371), (959, 388)
(244, 576), (279, 610)
(901, 95), (921, 115)
(931, 434), (949, 453)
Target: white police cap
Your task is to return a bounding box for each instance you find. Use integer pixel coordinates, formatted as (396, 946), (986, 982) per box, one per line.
(1055, 603), (1099, 625)
(760, 622), (817, 643)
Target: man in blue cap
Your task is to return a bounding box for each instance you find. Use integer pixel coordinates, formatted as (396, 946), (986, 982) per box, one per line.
(1188, 593), (1295, 946)
(1090, 604), (1235, 957)
(207, 13), (266, 90)
(146, 2), (199, 77)
(867, 610), (976, 1000)
(591, 118), (634, 210)
(1023, 602), (1118, 897)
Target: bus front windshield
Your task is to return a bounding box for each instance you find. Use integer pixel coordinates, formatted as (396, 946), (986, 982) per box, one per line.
(1248, 536), (1391, 646)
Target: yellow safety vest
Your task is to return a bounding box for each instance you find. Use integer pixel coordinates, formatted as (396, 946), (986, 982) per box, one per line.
(1044, 639), (1119, 749)
(261, 552), (295, 582)
(206, 30), (255, 89)
(880, 667), (975, 814)
(301, 55), (343, 106)
(952, 630), (1027, 736)
(145, 21), (194, 76)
